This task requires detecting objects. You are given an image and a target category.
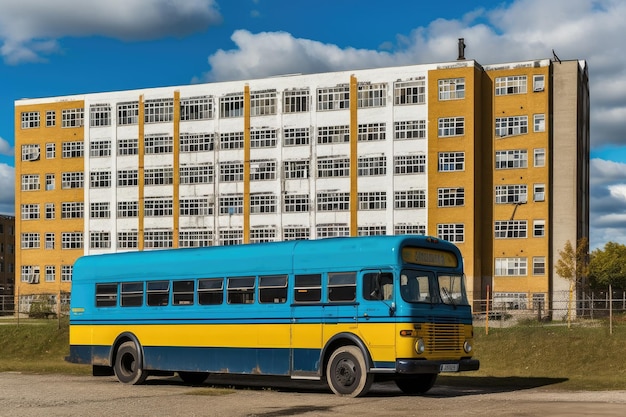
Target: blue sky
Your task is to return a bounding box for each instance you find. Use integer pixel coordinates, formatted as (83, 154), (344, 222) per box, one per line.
(1, 0), (625, 250)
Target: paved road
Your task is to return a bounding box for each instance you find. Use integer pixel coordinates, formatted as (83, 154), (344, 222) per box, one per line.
(1, 373), (625, 417)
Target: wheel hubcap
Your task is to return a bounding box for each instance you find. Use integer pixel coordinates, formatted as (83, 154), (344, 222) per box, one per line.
(335, 359), (356, 386)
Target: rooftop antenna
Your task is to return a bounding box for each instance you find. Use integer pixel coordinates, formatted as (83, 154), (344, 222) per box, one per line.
(552, 49), (561, 64)
(457, 38), (466, 60)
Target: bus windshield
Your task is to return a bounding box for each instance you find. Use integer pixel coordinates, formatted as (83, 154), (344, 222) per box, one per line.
(400, 270), (469, 306)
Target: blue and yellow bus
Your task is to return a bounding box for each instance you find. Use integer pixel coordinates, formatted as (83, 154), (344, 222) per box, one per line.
(68, 235), (479, 397)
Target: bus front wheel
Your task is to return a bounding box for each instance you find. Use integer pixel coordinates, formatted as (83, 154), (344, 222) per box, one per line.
(326, 346), (373, 397)
(394, 373), (438, 394)
(114, 341), (148, 385)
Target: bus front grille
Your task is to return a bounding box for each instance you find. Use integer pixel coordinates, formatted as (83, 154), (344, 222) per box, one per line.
(423, 323), (463, 353)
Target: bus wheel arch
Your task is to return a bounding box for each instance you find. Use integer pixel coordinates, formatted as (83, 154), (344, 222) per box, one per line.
(111, 333), (148, 385)
(322, 333), (374, 397)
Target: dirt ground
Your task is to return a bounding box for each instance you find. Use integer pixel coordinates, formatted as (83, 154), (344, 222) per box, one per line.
(1, 372), (626, 417)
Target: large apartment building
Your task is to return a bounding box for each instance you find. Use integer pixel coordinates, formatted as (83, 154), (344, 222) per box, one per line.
(14, 58), (589, 317)
(0, 215), (15, 311)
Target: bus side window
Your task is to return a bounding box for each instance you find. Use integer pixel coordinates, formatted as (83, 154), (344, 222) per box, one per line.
(147, 281), (170, 306)
(294, 274), (321, 303)
(328, 272), (356, 302)
(227, 276), (255, 304)
(173, 280), (194, 305)
(96, 283), (118, 307)
(259, 275), (288, 303)
(121, 282), (143, 307)
(364, 273), (394, 301)
(198, 278), (223, 305)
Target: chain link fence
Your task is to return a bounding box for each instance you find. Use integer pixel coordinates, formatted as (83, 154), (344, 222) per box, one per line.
(0, 293), (70, 318)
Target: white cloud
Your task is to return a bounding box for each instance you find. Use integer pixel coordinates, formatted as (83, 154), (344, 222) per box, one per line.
(0, 163), (15, 216)
(589, 159), (626, 249)
(0, 0), (222, 64)
(0, 136), (13, 156)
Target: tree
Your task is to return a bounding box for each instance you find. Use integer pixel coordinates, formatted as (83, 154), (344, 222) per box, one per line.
(589, 242), (626, 289)
(555, 238), (589, 288)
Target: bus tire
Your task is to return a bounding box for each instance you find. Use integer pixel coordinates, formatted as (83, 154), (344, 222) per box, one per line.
(114, 341), (148, 385)
(394, 373), (438, 394)
(178, 371), (209, 385)
(326, 345), (373, 397)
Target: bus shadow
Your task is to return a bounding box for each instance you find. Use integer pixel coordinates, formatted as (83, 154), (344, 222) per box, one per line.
(418, 376), (569, 398)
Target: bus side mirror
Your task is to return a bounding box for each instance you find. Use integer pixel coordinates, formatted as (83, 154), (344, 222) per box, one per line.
(389, 302), (396, 316)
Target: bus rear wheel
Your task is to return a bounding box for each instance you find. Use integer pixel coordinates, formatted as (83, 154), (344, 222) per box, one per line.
(326, 346), (373, 397)
(114, 341), (148, 385)
(178, 371), (209, 385)
(394, 373), (438, 394)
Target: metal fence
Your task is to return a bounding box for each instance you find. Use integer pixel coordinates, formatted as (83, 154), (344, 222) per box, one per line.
(0, 293), (70, 318)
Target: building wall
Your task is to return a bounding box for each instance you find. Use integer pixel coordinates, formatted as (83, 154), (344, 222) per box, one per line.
(0, 215), (15, 304)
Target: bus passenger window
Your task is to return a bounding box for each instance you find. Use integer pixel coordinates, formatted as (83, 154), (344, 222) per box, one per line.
(95, 283), (118, 307)
(198, 278), (223, 305)
(147, 281), (170, 306)
(121, 282), (143, 307)
(227, 276), (255, 304)
(173, 280), (194, 305)
(328, 272), (356, 302)
(259, 275), (288, 303)
(294, 274), (321, 303)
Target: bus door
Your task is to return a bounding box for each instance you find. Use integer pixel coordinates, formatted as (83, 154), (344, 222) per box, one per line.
(290, 273), (324, 378)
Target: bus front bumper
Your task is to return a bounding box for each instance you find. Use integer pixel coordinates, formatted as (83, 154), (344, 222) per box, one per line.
(396, 358), (480, 374)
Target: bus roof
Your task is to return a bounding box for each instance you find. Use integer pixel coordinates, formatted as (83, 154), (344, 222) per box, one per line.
(72, 235), (460, 282)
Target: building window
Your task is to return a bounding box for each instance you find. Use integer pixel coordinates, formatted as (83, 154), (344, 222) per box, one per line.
(250, 160), (276, 181)
(395, 154), (426, 174)
(20, 204), (40, 220)
(144, 198), (173, 217)
(220, 94), (244, 118)
(117, 138), (138, 156)
(496, 116), (528, 137)
(250, 90), (277, 116)
(219, 229), (243, 246)
(145, 230), (173, 249)
(144, 168), (173, 186)
(46, 143), (56, 159)
(395, 120), (426, 140)
(495, 184), (527, 204)
(118, 231), (138, 249)
(61, 202), (84, 219)
(180, 164), (213, 184)
(62, 141), (84, 158)
(180, 198), (212, 216)
(180, 133), (214, 152)
(283, 227), (310, 241)
(45, 233), (55, 250)
(533, 75), (545, 92)
(21, 111), (40, 129)
(357, 226), (387, 236)
(45, 265), (55, 282)
(61, 108), (84, 128)
(317, 224), (350, 238)
(117, 201), (138, 218)
(357, 82), (387, 108)
(220, 131), (244, 150)
(358, 123), (386, 142)
(534, 148), (546, 167)
(495, 257), (527, 276)
(250, 193), (277, 214)
(284, 194), (310, 212)
(250, 129), (277, 148)
(394, 190), (426, 209)
(495, 220), (528, 238)
(438, 117), (465, 137)
(437, 224), (464, 243)
(438, 187), (465, 207)
(145, 134), (173, 154)
(219, 162), (244, 182)
(283, 127), (310, 146)
(61, 232), (83, 249)
(21, 144), (40, 161)
(90, 171), (111, 188)
(495, 150), (528, 169)
(495, 75), (527, 96)
(144, 98), (174, 123)
(90, 140), (111, 158)
(90, 232), (111, 249)
(181, 96), (213, 120)
(394, 78), (425, 105)
(358, 156), (387, 176)
(219, 194), (244, 215)
(317, 157), (350, 178)
(21, 174), (40, 191)
(90, 104), (111, 127)
(358, 192), (386, 210)
(534, 184), (545, 202)
(284, 160), (309, 179)
(117, 169), (138, 187)
(394, 224), (426, 235)
(533, 220), (545, 237)
(61, 265), (73, 282)
(179, 230), (212, 248)
(438, 78), (465, 100)
(45, 203), (55, 220)
(21, 233), (40, 249)
(117, 101), (139, 125)
(21, 266), (40, 284)
(90, 202), (110, 218)
(533, 257), (546, 275)
(284, 89), (310, 113)
(534, 114), (545, 132)
(438, 152), (465, 172)
(317, 125), (349, 144)
(317, 85), (350, 111)
(46, 111), (56, 127)
(316, 192), (350, 211)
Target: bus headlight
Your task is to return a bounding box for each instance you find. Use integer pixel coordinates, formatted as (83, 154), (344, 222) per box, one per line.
(415, 338), (425, 354)
(463, 340), (473, 353)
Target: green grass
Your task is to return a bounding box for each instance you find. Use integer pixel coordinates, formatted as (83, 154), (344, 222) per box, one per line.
(1, 318), (625, 391)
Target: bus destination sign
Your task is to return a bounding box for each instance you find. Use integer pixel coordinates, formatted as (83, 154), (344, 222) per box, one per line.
(401, 247), (458, 268)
